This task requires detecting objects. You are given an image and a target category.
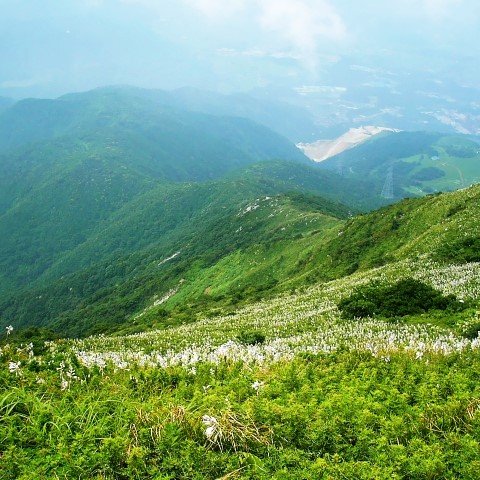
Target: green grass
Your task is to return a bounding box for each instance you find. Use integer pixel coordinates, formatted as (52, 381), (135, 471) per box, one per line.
(1, 253), (480, 478)
(2, 352), (480, 479)
(3, 89), (480, 477)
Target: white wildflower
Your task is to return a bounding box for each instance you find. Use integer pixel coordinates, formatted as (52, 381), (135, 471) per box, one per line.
(252, 380), (265, 393)
(205, 425), (216, 438)
(202, 415), (217, 426)
(8, 361), (21, 374)
(202, 414), (218, 437)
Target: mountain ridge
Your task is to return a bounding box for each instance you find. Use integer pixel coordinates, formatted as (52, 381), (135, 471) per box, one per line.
(0, 88), (319, 296)
(1, 179), (479, 337)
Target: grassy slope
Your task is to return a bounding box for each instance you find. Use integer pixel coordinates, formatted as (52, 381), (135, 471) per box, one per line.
(324, 183), (480, 275)
(0, 186), (349, 336)
(0, 139), (384, 337)
(2, 228), (480, 478)
(121, 182), (480, 334)
(3, 180), (476, 338)
(1, 184), (480, 479)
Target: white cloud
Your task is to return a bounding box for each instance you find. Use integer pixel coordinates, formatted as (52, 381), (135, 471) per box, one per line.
(258, 0), (347, 68)
(183, 0), (347, 68)
(183, 0), (246, 19)
(422, 0), (463, 19)
(216, 47), (302, 61)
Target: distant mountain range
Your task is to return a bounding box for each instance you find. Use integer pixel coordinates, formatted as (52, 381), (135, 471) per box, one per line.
(0, 85), (479, 338)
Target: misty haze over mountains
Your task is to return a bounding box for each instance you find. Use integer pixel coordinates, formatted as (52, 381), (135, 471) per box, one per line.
(1, 0), (479, 138)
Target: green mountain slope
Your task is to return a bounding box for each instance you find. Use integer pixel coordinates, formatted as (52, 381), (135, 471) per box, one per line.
(0, 87), (307, 176)
(0, 178), (351, 336)
(317, 130), (480, 199)
(3, 86), (479, 340)
(0, 87), (316, 294)
(322, 185), (480, 276)
(149, 182), (480, 325)
(2, 191), (480, 476)
(2, 237), (480, 478)
(0, 87), (393, 338)
(32, 161), (370, 283)
(0, 153), (381, 296)
(2, 179), (479, 338)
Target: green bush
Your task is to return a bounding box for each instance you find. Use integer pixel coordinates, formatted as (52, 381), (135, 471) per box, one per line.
(435, 236), (480, 263)
(338, 277), (462, 319)
(0, 326), (62, 355)
(236, 330), (266, 345)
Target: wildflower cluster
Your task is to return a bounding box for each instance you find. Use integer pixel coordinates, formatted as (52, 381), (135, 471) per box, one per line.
(3, 258), (480, 385)
(65, 259), (480, 374)
(201, 411), (272, 451)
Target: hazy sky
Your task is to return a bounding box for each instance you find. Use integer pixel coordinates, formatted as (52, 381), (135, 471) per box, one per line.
(1, 0), (479, 98)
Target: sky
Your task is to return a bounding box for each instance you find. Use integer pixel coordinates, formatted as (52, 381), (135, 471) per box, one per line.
(0, 0), (479, 98)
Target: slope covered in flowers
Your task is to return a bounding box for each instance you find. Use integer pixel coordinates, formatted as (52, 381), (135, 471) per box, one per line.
(69, 259), (480, 369)
(2, 253), (480, 478)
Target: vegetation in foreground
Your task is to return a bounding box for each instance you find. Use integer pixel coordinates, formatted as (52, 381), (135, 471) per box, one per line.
(1, 257), (480, 478)
(2, 347), (480, 479)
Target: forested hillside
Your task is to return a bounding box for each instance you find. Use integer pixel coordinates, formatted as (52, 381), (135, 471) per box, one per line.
(0, 87), (394, 337)
(0, 88), (311, 294)
(2, 88), (480, 339)
(2, 177), (480, 337)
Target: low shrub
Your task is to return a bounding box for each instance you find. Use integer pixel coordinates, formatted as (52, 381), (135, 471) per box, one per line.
(435, 236), (480, 263)
(338, 277), (463, 319)
(236, 330), (266, 345)
(458, 314), (480, 339)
